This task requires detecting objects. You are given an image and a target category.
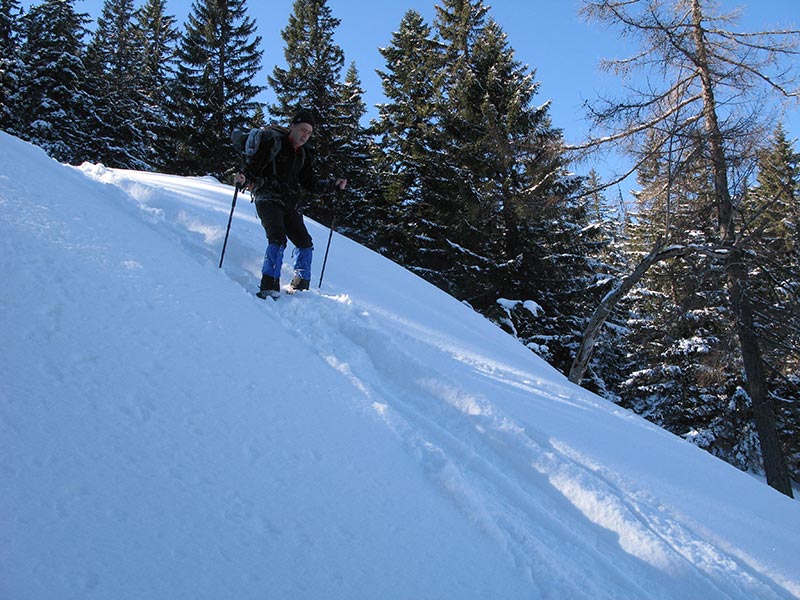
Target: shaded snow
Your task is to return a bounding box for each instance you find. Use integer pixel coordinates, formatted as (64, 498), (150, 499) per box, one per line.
(2, 132), (799, 599)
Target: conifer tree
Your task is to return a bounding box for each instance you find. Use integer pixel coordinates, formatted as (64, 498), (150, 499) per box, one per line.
(135, 0), (180, 169)
(255, 104), (268, 126)
(372, 9), (445, 264)
(168, 0), (263, 176)
(331, 62), (378, 244)
(268, 0), (345, 180)
(84, 0), (152, 168)
(620, 149), (755, 470)
(0, 0), (23, 133)
(18, 0), (93, 163)
(746, 124), (800, 477)
(373, 1), (584, 372)
(428, 0), (493, 298)
(431, 0), (585, 370)
(750, 124), (800, 261)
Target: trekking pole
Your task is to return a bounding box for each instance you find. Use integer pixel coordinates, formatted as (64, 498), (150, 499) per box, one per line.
(318, 187), (341, 289)
(218, 184), (239, 268)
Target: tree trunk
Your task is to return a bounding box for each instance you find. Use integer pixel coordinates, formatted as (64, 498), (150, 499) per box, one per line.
(569, 241), (692, 385)
(691, 0), (793, 497)
(726, 254), (794, 495)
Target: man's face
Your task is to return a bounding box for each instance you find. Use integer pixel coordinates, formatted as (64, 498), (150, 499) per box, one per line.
(289, 122), (313, 147)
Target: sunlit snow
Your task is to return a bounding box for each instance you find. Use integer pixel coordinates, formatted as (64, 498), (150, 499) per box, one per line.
(2, 132), (799, 599)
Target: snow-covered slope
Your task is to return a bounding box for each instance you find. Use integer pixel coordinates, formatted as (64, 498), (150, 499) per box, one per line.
(2, 131), (799, 599)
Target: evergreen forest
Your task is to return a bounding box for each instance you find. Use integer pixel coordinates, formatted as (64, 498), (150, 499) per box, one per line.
(2, 0), (798, 496)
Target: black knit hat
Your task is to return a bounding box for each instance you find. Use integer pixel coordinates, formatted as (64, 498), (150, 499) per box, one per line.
(291, 109), (315, 127)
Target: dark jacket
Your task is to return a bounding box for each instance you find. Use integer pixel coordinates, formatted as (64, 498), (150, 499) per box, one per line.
(244, 131), (330, 210)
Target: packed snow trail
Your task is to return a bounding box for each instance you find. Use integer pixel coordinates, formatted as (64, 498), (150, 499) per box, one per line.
(261, 289), (792, 599)
(3, 132), (799, 599)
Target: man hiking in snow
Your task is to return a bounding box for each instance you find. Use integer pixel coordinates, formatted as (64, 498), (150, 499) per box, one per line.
(234, 109), (347, 299)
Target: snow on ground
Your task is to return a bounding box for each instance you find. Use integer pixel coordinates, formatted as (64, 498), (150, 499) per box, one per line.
(2, 131), (799, 599)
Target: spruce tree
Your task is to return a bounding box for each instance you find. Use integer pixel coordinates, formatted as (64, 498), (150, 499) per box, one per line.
(168, 0), (263, 176)
(249, 103), (266, 128)
(428, 0), (493, 300)
(750, 124), (800, 260)
(135, 0), (180, 169)
(85, 0), (152, 169)
(268, 0), (345, 180)
(18, 0), (93, 163)
(746, 124), (800, 479)
(431, 0), (585, 371)
(373, 1), (584, 373)
(372, 9), (445, 264)
(620, 220), (755, 470)
(612, 128), (760, 470)
(0, 0), (23, 133)
(331, 62), (378, 244)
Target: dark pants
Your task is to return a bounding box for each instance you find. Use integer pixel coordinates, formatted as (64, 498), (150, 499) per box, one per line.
(255, 201), (312, 248)
(255, 201), (313, 280)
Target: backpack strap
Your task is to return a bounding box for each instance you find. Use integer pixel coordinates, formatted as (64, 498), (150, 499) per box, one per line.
(261, 127), (307, 178)
(266, 133), (282, 178)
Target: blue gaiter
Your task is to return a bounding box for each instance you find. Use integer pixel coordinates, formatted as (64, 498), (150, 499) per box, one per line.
(293, 246), (313, 280)
(262, 243), (285, 279)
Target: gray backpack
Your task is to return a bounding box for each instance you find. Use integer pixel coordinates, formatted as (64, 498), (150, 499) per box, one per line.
(231, 125), (286, 175)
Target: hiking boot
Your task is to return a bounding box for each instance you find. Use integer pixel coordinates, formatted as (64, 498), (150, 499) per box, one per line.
(289, 275), (310, 291)
(257, 274), (280, 299)
(256, 288), (281, 300)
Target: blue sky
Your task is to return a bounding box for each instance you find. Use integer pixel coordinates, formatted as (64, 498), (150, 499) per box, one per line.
(23, 0), (800, 178)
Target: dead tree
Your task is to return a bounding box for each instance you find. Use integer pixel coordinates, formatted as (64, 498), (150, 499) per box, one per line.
(576, 0), (799, 496)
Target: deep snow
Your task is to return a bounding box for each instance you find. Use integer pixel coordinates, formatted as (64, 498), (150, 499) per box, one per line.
(2, 131), (799, 599)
